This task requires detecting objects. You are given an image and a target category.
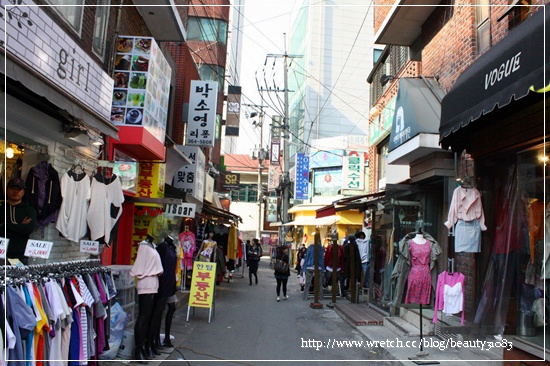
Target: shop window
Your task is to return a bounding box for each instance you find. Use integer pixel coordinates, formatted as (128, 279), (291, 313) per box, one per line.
(506, 0), (533, 31)
(45, 0), (84, 35)
(92, 0), (110, 59)
(187, 16), (228, 45)
(198, 63), (225, 91)
(475, 0), (491, 54)
(229, 184), (258, 203)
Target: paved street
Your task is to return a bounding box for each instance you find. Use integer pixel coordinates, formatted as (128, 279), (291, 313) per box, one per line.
(159, 258), (399, 365)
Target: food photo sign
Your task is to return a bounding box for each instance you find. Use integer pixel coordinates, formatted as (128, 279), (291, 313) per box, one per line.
(111, 36), (172, 143)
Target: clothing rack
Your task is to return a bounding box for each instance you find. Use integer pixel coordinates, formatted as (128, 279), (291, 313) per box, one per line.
(1, 259), (104, 285)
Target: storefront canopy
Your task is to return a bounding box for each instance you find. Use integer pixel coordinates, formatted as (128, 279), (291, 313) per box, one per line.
(316, 192), (386, 218)
(439, 5), (549, 152)
(283, 215), (340, 227)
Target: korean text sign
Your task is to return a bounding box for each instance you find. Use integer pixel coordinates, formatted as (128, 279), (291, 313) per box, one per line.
(188, 261), (217, 308)
(186, 80), (218, 147)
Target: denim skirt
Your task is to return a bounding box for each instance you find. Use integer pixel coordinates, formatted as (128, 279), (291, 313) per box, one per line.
(455, 219), (481, 252)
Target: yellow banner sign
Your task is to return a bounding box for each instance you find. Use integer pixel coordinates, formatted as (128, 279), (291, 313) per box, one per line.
(188, 261), (217, 308)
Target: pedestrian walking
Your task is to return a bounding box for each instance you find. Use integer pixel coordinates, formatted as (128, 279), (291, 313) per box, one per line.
(274, 246), (290, 301)
(247, 238), (262, 285)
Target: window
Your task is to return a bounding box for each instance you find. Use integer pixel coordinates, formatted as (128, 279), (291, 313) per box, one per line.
(229, 184), (259, 203)
(92, 0), (110, 58)
(373, 48), (383, 64)
(187, 17), (228, 45)
(46, 0), (84, 34)
(198, 64), (225, 90)
(475, 0), (491, 54)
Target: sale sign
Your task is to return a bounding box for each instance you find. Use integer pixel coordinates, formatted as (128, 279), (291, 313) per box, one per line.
(24, 240), (53, 259)
(80, 240), (100, 255)
(0, 237), (9, 259)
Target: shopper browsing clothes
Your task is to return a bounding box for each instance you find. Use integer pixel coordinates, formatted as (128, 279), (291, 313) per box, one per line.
(274, 246), (290, 301)
(1, 178), (37, 264)
(247, 238), (262, 285)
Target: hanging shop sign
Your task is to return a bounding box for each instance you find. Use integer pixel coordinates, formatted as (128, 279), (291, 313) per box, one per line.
(80, 240), (100, 255)
(163, 203), (197, 217)
(309, 149), (343, 169)
(295, 153), (310, 200)
(225, 85), (241, 136)
(188, 261), (217, 308)
(24, 240), (53, 259)
(342, 151), (365, 190)
(185, 81), (219, 147)
(0, 238), (9, 259)
(0, 0), (114, 121)
(174, 145), (206, 201)
(114, 161), (138, 192)
(111, 36), (172, 143)
(268, 166), (282, 192)
(221, 172), (240, 192)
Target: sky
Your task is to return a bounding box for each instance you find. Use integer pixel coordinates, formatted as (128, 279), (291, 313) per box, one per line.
(229, 0), (300, 155)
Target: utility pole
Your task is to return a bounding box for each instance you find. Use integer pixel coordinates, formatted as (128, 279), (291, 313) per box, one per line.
(266, 47), (302, 242)
(244, 103), (268, 239)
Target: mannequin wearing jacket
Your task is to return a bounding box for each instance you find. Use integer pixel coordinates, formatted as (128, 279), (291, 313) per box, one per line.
(391, 231), (441, 307)
(130, 237), (163, 362)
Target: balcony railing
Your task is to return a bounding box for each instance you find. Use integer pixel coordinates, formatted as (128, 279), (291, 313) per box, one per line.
(370, 46), (409, 106)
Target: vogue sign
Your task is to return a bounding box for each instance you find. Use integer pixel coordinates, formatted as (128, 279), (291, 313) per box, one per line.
(484, 52), (521, 90)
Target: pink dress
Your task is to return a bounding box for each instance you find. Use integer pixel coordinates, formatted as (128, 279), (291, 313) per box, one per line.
(405, 240), (432, 304)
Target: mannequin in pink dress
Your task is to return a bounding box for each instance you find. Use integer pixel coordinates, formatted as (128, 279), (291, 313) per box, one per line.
(405, 232), (432, 304)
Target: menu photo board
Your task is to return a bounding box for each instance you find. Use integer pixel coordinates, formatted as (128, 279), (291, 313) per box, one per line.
(111, 36), (172, 143)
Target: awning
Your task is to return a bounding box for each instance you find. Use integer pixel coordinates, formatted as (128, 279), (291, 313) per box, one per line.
(202, 202), (242, 223)
(3, 55), (119, 139)
(387, 77), (445, 165)
(316, 192), (386, 218)
(287, 204), (325, 214)
(283, 215), (340, 227)
(439, 5), (549, 152)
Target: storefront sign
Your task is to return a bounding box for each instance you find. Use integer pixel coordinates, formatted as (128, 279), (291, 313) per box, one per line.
(24, 240), (53, 259)
(114, 161), (138, 192)
(370, 96), (396, 146)
(164, 203), (196, 218)
(221, 172), (240, 191)
(309, 149), (343, 169)
(131, 216), (154, 263)
(313, 168), (342, 196)
(204, 175), (214, 203)
(295, 153), (310, 200)
(0, 0), (113, 120)
(79, 240), (100, 255)
(268, 166), (282, 192)
(186, 80), (219, 147)
(342, 151), (365, 190)
(0, 238), (9, 259)
(188, 261), (217, 308)
(137, 162), (165, 200)
(174, 146), (205, 201)
(111, 36), (172, 143)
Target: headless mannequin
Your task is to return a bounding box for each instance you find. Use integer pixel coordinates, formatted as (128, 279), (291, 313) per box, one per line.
(196, 231), (217, 262)
(412, 233), (427, 244)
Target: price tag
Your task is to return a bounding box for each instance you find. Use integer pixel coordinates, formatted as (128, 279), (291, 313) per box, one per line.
(0, 237), (9, 259)
(24, 240), (53, 259)
(80, 240), (100, 255)
(163, 203), (196, 218)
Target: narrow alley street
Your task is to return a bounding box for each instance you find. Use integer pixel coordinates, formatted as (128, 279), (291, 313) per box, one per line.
(158, 258), (398, 365)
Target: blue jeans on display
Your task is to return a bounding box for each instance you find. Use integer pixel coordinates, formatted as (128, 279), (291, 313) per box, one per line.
(361, 261), (370, 288)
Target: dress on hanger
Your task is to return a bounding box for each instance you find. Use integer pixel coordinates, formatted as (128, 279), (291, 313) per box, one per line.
(56, 171), (91, 242)
(405, 239), (432, 304)
(179, 230), (196, 270)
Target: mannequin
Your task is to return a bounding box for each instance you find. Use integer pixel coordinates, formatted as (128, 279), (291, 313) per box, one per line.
(130, 237), (164, 363)
(412, 232), (427, 245)
(406, 229), (431, 304)
(196, 231), (217, 262)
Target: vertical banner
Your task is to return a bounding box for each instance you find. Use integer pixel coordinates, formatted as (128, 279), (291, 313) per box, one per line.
(266, 197), (278, 222)
(186, 81), (218, 147)
(342, 151), (365, 190)
(294, 153), (309, 200)
(188, 261), (217, 308)
(137, 162), (166, 199)
(267, 166), (282, 192)
(225, 85), (241, 136)
(270, 140), (281, 166)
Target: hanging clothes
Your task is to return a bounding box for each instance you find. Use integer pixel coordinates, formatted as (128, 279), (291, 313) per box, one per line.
(25, 161), (62, 227)
(227, 224), (238, 261)
(56, 170), (91, 243)
(432, 271), (466, 325)
(87, 173), (124, 245)
(179, 229), (196, 270)
(444, 186), (487, 253)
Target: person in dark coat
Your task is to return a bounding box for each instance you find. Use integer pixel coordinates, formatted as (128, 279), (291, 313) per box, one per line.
(343, 234), (362, 297)
(247, 238), (262, 285)
(274, 246), (291, 301)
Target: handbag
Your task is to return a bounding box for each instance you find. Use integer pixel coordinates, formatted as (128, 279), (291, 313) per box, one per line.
(274, 259), (289, 273)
